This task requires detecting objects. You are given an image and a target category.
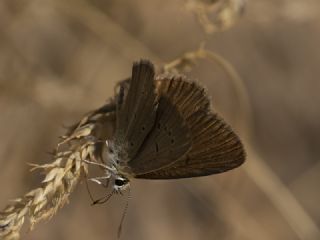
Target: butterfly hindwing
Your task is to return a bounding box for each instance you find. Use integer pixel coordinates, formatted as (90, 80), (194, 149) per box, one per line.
(155, 75), (211, 117)
(127, 96), (192, 175)
(135, 76), (245, 179)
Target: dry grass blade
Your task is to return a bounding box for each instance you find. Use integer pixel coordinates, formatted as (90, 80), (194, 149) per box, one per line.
(0, 102), (115, 239)
(185, 0), (246, 34)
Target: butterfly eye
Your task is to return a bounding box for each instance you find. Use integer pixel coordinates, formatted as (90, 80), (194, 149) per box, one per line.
(115, 177), (129, 186)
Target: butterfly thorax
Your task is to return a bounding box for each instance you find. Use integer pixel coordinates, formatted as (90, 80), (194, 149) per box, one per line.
(100, 140), (131, 192)
(105, 139), (135, 179)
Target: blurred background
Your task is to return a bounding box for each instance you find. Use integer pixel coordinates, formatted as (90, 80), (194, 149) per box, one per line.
(0, 0), (319, 239)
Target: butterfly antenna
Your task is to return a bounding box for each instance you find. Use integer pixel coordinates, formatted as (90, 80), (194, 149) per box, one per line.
(117, 187), (131, 239)
(92, 190), (115, 205)
(85, 176), (96, 203)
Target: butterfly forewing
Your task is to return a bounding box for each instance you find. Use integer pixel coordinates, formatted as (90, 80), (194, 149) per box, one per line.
(114, 60), (158, 160)
(135, 77), (245, 179)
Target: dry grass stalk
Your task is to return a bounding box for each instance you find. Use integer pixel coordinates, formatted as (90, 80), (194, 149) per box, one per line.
(185, 0), (246, 34)
(0, 101), (115, 239)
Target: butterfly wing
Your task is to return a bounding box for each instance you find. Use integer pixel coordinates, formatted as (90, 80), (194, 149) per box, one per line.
(113, 60), (158, 160)
(126, 96), (192, 175)
(135, 76), (245, 179)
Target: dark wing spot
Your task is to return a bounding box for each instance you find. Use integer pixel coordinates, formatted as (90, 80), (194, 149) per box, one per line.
(108, 147), (114, 154)
(155, 143), (159, 153)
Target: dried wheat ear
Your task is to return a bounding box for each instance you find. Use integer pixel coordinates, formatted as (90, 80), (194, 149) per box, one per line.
(0, 100), (116, 240)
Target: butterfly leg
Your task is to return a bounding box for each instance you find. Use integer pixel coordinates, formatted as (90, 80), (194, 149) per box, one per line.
(82, 159), (117, 173)
(88, 176), (111, 188)
(91, 190), (115, 205)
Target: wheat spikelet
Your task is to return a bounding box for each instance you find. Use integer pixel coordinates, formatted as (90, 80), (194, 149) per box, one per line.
(0, 101), (115, 239)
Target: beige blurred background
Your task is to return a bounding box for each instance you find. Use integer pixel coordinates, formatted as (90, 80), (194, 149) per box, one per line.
(0, 0), (320, 239)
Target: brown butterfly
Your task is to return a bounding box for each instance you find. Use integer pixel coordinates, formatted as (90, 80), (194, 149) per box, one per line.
(100, 59), (245, 192)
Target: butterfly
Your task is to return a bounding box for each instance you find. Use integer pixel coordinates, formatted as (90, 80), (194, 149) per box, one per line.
(100, 59), (245, 192)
